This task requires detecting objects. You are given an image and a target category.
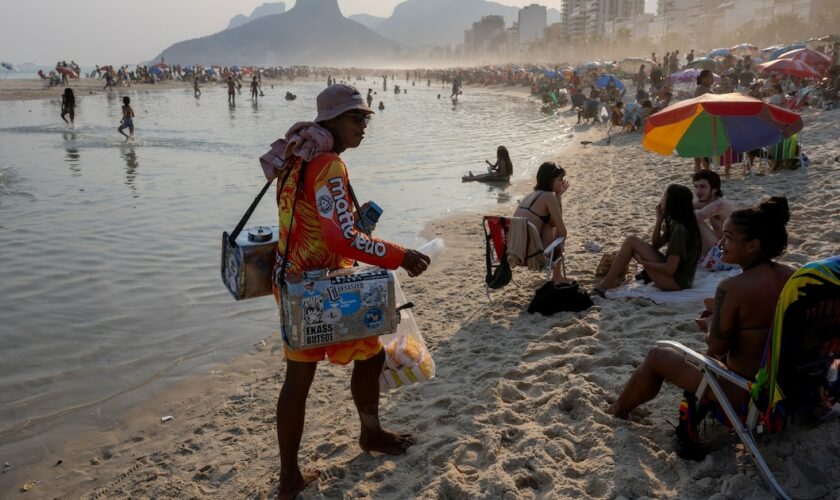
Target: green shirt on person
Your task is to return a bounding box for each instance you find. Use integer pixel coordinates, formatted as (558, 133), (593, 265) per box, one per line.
(666, 221), (701, 289)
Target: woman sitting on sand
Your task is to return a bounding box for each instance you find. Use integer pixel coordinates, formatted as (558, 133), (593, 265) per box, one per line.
(485, 145), (513, 177)
(513, 162), (569, 282)
(608, 197), (794, 421)
(592, 184), (700, 297)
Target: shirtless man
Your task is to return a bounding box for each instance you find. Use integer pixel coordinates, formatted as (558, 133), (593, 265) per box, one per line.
(692, 170), (734, 255)
(609, 197), (793, 421)
(227, 75), (236, 106)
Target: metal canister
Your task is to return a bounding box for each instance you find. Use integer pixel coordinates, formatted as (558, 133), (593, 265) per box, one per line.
(281, 266), (398, 350)
(221, 225), (279, 300)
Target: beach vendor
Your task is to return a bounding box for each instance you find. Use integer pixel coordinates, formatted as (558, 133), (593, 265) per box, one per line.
(608, 198), (793, 430)
(270, 84), (430, 499)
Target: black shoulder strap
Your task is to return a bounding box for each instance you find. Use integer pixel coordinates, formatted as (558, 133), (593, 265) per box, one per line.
(228, 176), (280, 247)
(276, 161), (309, 286)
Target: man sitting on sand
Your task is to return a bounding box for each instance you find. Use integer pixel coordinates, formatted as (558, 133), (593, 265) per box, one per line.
(608, 198), (794, 429)
(692, 171), (734, 271)
(271, 84), (430, 499)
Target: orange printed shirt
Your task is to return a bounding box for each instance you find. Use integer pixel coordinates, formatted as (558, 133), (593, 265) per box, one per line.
(275, 153), (405, 277)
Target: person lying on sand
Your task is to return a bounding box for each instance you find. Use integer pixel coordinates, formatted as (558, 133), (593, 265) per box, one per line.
(513, 162), (569, 283)
(608, 197), (794, 423)
(592, 184), (701, 297)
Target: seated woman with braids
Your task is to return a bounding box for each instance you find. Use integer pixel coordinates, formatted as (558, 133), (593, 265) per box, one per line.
(608, 197), (794, 420)
(463, 145), (513, 183)
(592, 184), (701, 298)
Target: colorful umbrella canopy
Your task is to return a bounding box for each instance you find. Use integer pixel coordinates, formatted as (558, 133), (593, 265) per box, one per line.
(757, 58), (822, 78)
(706, 47), (731, 58)
(769, 44), (807, 60)
(730, 43), (759, 56)
(685, 58), (717, 71)
(595, 74), (625, 95)
(776, 48), (832, 72)
(618, 57), (654, 74)
(643, 93), (803, 158)
(669, 68), (720, 84)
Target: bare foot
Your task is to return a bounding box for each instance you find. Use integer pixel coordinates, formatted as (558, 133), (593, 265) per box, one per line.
(277, 469), (320, 500)
(359, 427), (415, 455)
(608, 402), (629, 420)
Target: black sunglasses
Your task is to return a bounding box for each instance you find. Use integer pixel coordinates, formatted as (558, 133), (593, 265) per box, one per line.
(347, 112), (371, 125)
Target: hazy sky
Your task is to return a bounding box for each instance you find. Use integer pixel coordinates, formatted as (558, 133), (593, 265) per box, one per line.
(2, 0), (657, 65)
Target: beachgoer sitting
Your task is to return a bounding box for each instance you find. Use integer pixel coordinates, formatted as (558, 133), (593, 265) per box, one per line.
(485, 145), (513, 177)
(513, 162), (570, 282)
(592, 184), (701, 297)
(608, 197), (794, 420)
(608, 101), (625, 134)
(692, 171), (735, 270)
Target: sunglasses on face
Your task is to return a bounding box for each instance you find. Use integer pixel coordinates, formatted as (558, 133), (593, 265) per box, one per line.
(347, 112), (371, 125)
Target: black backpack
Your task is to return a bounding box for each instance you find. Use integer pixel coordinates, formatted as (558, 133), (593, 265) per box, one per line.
(527, 281), (593, 315)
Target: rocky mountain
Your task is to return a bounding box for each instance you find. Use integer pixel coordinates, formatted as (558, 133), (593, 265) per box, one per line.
(227, 2), (286, 30)
(155, 0), (400, 66)
(348, 13), (387, 30)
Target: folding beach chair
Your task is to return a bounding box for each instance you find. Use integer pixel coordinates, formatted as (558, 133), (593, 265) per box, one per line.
(766, 133), (804, 171)
(661, 256), (840, 499)
(482, 216), (565, 298)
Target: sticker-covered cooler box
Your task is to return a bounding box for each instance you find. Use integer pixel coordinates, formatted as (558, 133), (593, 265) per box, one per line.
(280, 267), (399, 350)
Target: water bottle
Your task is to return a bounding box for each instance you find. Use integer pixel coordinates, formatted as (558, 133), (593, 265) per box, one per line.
(417, 238), (446, 265)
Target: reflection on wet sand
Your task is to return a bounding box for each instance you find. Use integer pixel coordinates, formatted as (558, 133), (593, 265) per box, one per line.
(63, 130), (81, 176)
(120, 144), (139, 195)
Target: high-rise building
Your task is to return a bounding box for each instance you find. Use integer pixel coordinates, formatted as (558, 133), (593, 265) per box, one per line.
(561, 0), (646, 40)
(518, 4), (548, 44)
(464, 15), (506, 56)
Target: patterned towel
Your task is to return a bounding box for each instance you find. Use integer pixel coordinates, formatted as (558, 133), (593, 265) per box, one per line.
(259, 121), (334, 181)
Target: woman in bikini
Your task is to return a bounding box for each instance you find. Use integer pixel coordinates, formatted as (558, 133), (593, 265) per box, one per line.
(513, 162), (569, 282)
(608, 197), (794, 420)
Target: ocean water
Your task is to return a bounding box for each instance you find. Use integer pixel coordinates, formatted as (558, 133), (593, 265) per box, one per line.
(0, 80), (571, 463)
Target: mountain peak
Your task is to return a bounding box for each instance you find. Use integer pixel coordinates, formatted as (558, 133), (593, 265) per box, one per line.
(291, 0), (343, 18)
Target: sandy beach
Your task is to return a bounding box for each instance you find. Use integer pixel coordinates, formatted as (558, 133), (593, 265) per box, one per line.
(3, 83), (840, 499)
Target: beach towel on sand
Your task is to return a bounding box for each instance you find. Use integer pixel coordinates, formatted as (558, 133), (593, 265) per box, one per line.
(606, 267), (741, 304)
(506, 217), (546, 271)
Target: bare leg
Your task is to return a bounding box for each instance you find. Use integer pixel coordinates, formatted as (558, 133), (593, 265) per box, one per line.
(693, 158), (702, 173)
(276, 360), (320, 500)
(353, 350), (415, 455)
(595, 236), (664, 293)
(609, 345), (704, 418)
(118, 126), (129, 140)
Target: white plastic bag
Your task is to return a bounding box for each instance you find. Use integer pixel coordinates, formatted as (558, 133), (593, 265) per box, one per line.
(379, 241), (442, 392)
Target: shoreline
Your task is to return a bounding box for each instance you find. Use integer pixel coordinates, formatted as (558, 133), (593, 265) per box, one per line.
(3, 86), (840, 498)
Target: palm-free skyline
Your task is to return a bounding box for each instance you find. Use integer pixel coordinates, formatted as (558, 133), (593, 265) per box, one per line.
(1, 0), (656, 65)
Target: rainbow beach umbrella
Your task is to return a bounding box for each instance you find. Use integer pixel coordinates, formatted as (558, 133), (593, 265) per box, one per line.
(643, 93), (803, 158)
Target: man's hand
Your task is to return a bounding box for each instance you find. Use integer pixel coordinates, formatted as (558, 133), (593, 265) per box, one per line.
(401, 250), (430, 277)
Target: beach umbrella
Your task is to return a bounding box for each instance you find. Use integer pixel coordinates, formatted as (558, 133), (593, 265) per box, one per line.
(706, 47), (731, 58)
(1, 62), (15, 71)
(776, 48), (832, 72)
(756, 58), (822, 79)
(585, 61), (601, 70)
(150, 66), (164, 76)
(618, 57), (655, 74)
(669, 68), (720, 84)
(685, 58), (717, 71)
(595, 74), (625, 95)
(769, 44), (807, 60)
(730, 43), (759, 56)
(643, 93), (803, 158)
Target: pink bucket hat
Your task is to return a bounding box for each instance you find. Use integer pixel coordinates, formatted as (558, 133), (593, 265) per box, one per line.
(315, 84), (373, 122)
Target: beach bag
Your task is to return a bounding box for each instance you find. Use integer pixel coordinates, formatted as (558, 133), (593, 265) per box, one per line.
(486, 258), (513, 289)
(379, 276), (436, 392)
(527, 281), (593, 315)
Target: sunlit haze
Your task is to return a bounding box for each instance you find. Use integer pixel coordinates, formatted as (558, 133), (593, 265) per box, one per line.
(0, 0), (657, 65)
